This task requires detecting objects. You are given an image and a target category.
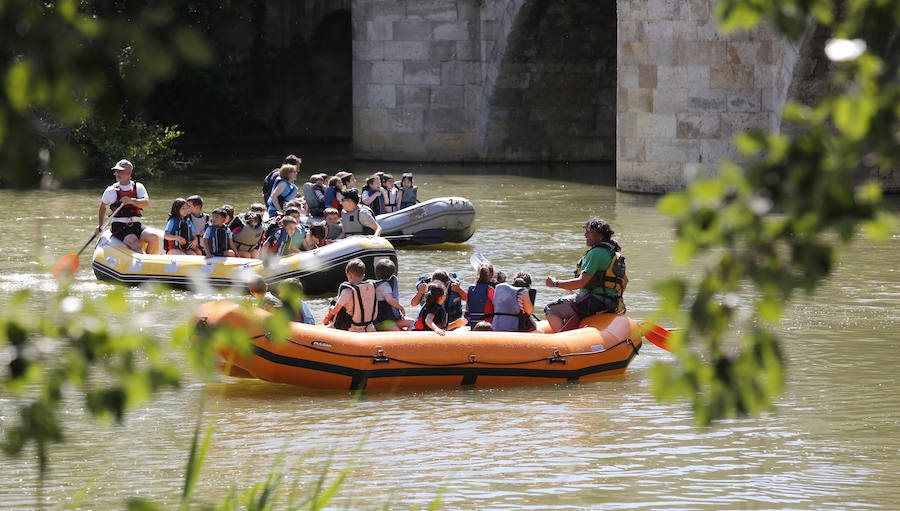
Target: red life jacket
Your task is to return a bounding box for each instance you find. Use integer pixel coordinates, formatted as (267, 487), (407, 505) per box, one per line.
(112, 182), (142, 219)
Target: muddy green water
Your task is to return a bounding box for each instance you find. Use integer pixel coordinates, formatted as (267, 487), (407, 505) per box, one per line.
(1, 159), (899, 509)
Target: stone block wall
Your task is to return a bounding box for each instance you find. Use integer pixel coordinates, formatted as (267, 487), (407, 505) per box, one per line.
(352, 0), (483, 160)
(616, 0), (800, 192)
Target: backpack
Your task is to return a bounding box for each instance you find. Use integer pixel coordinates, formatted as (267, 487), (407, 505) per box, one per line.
(262, 168), (280, 204)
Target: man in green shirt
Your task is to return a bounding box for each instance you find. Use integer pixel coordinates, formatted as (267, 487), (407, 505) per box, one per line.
(544, 217), (628, 332)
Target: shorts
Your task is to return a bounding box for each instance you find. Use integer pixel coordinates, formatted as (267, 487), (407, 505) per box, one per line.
(544, 293), (620, 321)
(111, 221), (145, 242)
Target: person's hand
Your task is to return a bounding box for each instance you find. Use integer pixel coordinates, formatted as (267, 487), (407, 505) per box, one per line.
(178, 236), (187, 244)
(398, 306), (405, 316)
(95, 227), (102, 235)
(545, 276), (556, 288)
(435, 328), (446, 336)
(417, 282), (426, 294)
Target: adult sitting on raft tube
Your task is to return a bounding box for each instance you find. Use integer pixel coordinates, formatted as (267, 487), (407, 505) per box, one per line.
(340, 188), (382, 236)
(544, 217), (628, 332)
(97, 159), (159, 254)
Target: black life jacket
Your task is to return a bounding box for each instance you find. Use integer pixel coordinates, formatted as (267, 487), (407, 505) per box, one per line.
(576, 242), (626, 297)
(165, 217), (192, 251)
(112, 181), (142, 219)
(374, 276), (400, 323)
(207, 225), (229, 256)
(414, 303), (448, 331)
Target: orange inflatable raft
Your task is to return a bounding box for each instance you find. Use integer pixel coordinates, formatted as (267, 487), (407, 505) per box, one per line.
(195, 301), (643, 391)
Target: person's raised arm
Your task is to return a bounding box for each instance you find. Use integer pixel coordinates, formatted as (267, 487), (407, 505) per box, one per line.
(521, 289), (534, 315)
(410, 281), (426, 306)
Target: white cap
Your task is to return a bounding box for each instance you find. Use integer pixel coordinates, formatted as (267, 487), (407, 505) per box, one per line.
(112, 159), (134, 171)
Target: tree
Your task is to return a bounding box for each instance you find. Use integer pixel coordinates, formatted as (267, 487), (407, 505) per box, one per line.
(0, 0), (210, 187)
(652, 0), (899, 424)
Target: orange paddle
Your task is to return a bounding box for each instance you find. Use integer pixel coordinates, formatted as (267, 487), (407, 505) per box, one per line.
(639, 321), (673, 352)
(52, 202), (126, 278)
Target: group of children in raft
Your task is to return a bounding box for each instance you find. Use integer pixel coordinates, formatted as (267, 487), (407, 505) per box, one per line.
(323, 257), (536, 335)
(161, 155), (420, 259)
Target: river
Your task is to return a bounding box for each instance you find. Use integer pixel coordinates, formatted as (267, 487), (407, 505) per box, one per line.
(1, 155), (899, 509)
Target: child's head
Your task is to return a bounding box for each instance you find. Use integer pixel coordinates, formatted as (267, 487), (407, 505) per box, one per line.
(495, 271), (507, 284)
(341, 173), (355, 188)
(375, 259), (396, 281)
(247, 275), (268, 298)
(381, 173), (395, 188)
(211, 208), (227, 225)
(512, 271), (532, 288)
(424, 282), (446, 306)
(186, 195), (203, 214)
(222, 204), (235, 222)
(365, 174), (381, 190)
(328, 176), (342, 189)
(324, 208), (340, 222)
(284, 198), (304, 211)
(345, 258), (366, 281)
(309, 222), (326, 242)
(279, 164), (298, 180)
(281, 215), (298, 235)
(476, 262), (494, 285)
(341, 188), (360, 209)
(473, 321), (494, 331)
(431, 270), (451, 287)
(401, 172), (414, 187)
(245, 212), (263, 228)
(284, 207), (301, 221)
(283, 154), (301, 166)
(170, 197), (188, 219)
(249, 203), (266, 215)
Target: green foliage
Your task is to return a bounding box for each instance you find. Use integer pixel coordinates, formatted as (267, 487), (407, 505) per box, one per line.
(0, 285), (182, 474)
(71, 113), (184, 179)
(655, 1), (899, 424)
(0, 0), (211, 188)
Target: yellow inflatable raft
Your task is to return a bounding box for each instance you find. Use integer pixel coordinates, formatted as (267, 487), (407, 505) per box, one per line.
(92, 231), (397, 294)
(195, 301), (643, 391)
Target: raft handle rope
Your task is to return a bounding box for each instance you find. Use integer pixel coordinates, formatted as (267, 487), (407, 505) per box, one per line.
(248, 332), (639, 368)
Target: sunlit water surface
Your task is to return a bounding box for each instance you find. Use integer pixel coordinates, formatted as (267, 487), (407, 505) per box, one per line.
(1, 158), (899, 509)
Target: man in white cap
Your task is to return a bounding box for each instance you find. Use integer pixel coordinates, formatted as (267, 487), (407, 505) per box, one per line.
(96, 159), (159, 254)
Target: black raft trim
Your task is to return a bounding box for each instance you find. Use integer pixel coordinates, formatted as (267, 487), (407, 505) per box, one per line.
(252, 341), (640, 391)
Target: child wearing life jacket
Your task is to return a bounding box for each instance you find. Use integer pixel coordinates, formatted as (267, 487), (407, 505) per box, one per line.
(361, 174), (384, 215)
(323, 208), (344, 242)
(163, 198), (199, 255)
(465, 262), (495, 324)
(186, 195), (209, 253)
(302, 173), (327, 217)
(299, 222), (327, 251)
(373, 259), (413, 331)
(413, 282), (450, 335)
(411, 270), (467, 324)
(324, 176), (342, 212)
(324, 258), (377, 333)
(263, 215), (301, 257)
(399, 172), (418, 210)
(492, 271), (536, 332)
(222, 204), (235, 227)
(380, 173), (402, 213)
(202, 208), (238, 258)
(230, 211), (265, 258)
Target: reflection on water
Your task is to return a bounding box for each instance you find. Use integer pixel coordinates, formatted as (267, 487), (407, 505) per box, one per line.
(1, 156), (899, 509)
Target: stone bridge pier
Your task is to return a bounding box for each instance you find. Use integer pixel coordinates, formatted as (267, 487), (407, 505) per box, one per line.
(350, 0), (896, 192)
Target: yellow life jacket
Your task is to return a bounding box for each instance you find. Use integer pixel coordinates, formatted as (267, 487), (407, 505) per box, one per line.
(575, 242), (626, 297)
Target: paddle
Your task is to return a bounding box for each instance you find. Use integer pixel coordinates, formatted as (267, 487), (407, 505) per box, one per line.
(52, 202), (126, 277)
(469, 251), (489, 271)
(638, 321), (673, 352)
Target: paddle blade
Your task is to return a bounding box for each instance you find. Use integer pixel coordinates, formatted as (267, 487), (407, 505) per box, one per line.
(52, 253), (80, 278)
(469, 252), (489, 271)
(639, 322), (672, 352)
